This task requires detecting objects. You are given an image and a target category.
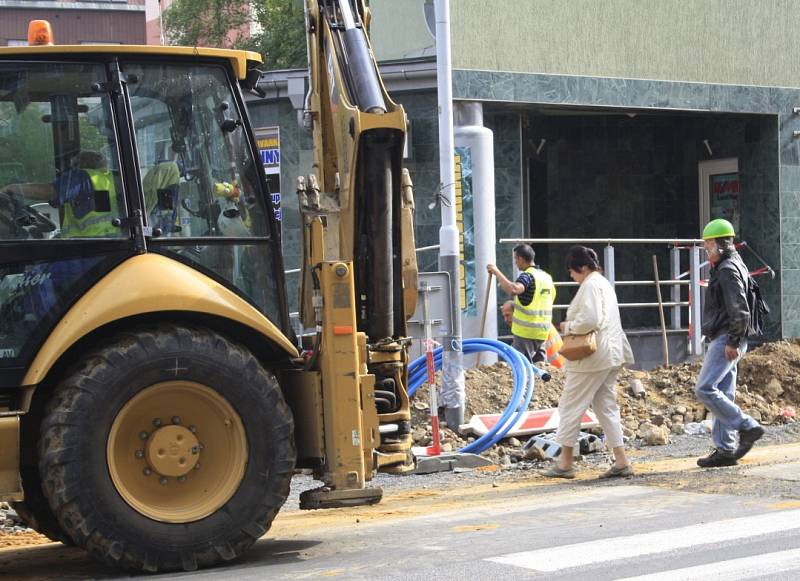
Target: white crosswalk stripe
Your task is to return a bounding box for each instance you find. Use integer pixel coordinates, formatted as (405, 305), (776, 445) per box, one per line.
(615, 548), (800, 581)
(487, 508), (800, 573)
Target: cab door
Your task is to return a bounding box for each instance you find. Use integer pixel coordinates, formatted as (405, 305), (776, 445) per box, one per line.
(0, 59), (135, 398)
(120, 59), (289, 332)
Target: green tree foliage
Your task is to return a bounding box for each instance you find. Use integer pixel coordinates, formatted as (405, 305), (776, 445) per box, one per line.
(163, 0), (307, 70)
(0, 101), (114, 189)
(246, 0), (307, 70)
(78, 112), (109, 156)
(0, 103), (55, 187)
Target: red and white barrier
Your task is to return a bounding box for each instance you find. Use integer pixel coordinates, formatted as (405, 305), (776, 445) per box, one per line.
(459, 408), (599, 438)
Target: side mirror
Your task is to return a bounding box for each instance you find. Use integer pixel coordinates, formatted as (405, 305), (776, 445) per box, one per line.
(241, 67), (266, 98)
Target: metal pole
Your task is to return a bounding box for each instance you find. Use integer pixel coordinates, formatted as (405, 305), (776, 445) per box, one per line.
(603, 245), (616, 286)
(501, 237), (705, 245)
(670, 246), (681, 330)
(511, 248), (519, 280)
(652, 255), (669, 366)
(475, 273), (494, 367)
(690, 245), (703, 356)
(421, 283), (441, 457)
(434, 0), (464, 428)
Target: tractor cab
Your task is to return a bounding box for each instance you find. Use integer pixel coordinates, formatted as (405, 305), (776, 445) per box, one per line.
(0, 29), (289, 394)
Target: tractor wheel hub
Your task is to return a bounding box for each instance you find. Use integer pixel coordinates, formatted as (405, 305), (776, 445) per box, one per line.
(145, 425), (199, 477)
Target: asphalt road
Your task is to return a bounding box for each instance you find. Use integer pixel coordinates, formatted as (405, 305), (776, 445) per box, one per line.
(178, 465), (800, 581)
(3, 450), (800, 581)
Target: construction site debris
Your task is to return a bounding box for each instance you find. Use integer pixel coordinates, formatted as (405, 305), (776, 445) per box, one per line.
(637, 422), (671, 446)
(458, 408), (598, 438)
(630, 378), (646, 398)
(410, 339), (800, 459)
(0, 503), (51, 549)
(522, 431), (602, 460)
(684, 420), (712, 435)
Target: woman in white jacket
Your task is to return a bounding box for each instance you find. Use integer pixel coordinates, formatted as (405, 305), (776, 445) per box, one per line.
(542, 245), (635, 479)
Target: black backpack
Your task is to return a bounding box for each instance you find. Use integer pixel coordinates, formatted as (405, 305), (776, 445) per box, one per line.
(730, 257), (770, 337)
(745, 274), (770, 337)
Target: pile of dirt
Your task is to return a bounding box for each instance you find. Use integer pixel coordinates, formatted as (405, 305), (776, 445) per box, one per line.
(409, 340), (800, 456)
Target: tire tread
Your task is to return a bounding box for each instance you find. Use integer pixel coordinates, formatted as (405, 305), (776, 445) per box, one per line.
(38, 323), (295, 572)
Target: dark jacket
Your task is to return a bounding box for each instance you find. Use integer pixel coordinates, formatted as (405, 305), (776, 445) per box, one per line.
(702, 250), (750, 348)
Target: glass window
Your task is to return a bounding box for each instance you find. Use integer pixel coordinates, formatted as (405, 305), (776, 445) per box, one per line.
(0, 61), (125, 240)
(125, 63), (271, 240)
(158, 242), (283, 325)
(0, 255), (112, 366)
(126, 63), (282, 325)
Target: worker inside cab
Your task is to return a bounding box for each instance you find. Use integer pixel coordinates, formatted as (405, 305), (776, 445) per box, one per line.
(142, 160), (181, 235)
(0, 55), (125, 241)
(2, 149), (123, 238)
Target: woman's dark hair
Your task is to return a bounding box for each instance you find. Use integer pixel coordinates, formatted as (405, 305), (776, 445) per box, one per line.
(565, 245), (602, 273)
(715, 237), (735, 254)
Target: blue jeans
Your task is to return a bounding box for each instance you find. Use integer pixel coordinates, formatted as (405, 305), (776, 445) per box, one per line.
(694, 335), (759, 452)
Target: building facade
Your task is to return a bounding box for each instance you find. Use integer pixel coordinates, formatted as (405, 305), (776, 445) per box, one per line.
(0, 0), (146, 46)
(144, 0), (171, 45)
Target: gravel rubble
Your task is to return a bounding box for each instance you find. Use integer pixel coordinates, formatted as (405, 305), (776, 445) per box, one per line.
(5, 340), (800, 541)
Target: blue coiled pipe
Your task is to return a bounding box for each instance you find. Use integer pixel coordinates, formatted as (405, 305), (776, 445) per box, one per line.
(407, 338), (547, 454)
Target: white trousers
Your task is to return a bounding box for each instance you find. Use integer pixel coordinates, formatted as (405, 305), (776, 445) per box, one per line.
(555, 366), (624, 449)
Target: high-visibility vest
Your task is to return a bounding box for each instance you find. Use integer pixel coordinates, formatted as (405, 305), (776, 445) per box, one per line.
(512, 266), (555, 341)
(62, 169), (120, 237)
(544, 324), (565, 368)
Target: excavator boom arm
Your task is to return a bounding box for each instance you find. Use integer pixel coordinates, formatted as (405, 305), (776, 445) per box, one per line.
(295, 0), (419, 508)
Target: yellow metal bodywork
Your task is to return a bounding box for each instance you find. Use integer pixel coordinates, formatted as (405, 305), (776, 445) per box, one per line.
(278, 369), (325, 460)
(107, 381), (247, 523)
(0, 416), (22, 502)
(297, 0), (417, 496)
(400, 169), (419, 329)
(0, 45), (261, 80)
(304, 0), (408, 265)
(22, 253), (297, 395)
(317, 261), (379, 490)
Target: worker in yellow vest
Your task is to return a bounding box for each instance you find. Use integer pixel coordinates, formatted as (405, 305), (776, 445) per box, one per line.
(488, 243), (556, 363)
(1, 151), (123, 323)
(3, 150), (122, 238)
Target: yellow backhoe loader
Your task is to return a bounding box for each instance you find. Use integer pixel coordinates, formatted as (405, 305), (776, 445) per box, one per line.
(0, 2), (417, 571)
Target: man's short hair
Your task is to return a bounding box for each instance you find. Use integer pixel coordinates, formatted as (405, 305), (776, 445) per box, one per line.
(75, 150), (107, 170)
(513, 244), (535, 264)
(501, 300), (514, 310)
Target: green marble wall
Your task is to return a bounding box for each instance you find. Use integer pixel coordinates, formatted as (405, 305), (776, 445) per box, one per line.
(453, 70), (790, 338)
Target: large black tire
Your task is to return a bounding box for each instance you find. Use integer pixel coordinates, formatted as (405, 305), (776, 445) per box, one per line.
(12, 396), (73, 544)
(38, 324), (296, 572)
(12, 467), (72, 544)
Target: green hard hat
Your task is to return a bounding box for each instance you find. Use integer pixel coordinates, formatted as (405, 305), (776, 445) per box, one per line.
(702, 218), (735, 240)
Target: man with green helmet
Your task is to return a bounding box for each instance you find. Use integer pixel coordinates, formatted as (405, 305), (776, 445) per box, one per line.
(694, 218), (764, 468)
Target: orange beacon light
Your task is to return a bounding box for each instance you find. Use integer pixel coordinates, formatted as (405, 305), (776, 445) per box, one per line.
(28, 20), (54, 46)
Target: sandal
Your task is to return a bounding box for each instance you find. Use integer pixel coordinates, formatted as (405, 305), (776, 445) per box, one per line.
(599, 464), (633, 479)
(539, 465), (576, 479)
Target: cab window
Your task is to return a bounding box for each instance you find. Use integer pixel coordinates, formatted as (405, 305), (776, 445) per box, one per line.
(0, 62), (125, 240)
(124, 62), (282, 325)
(125, 63), (271, 239)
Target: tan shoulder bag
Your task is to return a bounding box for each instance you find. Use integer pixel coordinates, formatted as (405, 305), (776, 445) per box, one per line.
(559, 331), (597, 361)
